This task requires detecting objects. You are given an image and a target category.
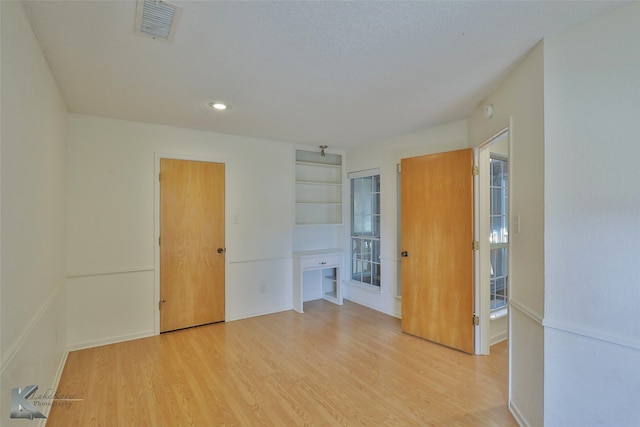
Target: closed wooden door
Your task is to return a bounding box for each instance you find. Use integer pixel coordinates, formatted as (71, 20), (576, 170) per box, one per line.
(160, 159), (225, 332)
(400, 148), (474, 353)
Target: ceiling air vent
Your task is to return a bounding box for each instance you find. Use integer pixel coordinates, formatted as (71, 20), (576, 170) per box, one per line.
(135, 0), (183, 43)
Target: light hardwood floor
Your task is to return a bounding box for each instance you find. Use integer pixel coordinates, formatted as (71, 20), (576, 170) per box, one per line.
(47, 300), (516, 426)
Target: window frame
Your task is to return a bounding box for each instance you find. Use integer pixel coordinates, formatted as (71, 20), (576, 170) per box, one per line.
(489, 155), (508, 312)
(349, 168), (381, 290)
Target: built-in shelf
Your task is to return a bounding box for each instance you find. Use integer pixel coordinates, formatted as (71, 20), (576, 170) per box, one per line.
(295, 150), (342, 225)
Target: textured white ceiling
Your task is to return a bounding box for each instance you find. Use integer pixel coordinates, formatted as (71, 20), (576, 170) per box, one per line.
(23, 0), (625, 148)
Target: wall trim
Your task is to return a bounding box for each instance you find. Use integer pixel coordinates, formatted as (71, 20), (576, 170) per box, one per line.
(510, 299), (543, 324)
(67, 266), (155, 279)
(228, 254), (292, 264)
(509, 400), (530, 427)
(542, 318), (640, 352)
(0, 282), (64, 374)
(67, 330), (155, 352)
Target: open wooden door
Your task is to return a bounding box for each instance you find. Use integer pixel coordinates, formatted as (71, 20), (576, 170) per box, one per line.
(400, 148), (475, 353)
(160, 159), (225, 332)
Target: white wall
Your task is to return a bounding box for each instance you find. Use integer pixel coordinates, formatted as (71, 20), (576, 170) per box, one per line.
(543, 3), (640, 425)
(468, 42), (545, 426)
(0, 1), (68, 423)
(344, 120), (469, 317)
(67, 115), (294, 348)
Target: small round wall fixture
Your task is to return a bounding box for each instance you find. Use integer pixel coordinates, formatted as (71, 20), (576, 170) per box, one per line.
(209, 101), (227, 111)
(484, 103), (494, 118)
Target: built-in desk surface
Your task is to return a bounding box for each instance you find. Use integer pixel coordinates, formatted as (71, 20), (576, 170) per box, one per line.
(293, 249), (344, 313)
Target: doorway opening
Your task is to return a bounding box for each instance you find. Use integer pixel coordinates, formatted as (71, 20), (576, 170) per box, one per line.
(476, 129), (510, 355)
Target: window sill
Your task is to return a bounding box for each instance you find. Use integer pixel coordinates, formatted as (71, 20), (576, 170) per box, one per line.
(490, 307), (508, 320)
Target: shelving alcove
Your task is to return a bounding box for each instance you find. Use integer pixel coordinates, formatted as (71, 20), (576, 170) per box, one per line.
(294, 149), (342, 226)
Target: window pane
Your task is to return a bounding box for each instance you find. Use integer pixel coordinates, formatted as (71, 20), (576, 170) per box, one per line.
(353, 177), (362, 194)
(363, 239), (372, 261)
(352, 215), (362, 235)
(372, 263), (380, 287)
(490, 216), (503, 244)
(364, 176), (373, 192)
(351, 238), (359, 255)
(363, 194), (372, 215)
(491, 248), (507, 277)
(354, 193), (364, 215)
(490, 159), (499, 186)
(372, 238), (379, 263)
(491, 188), (502, 215)
(490, 247), (508, 310)
(362, 215), (372, 235)
(373, 214), (380, 237)
(362, 261), (371, 284)
(502, 216), (509, 244)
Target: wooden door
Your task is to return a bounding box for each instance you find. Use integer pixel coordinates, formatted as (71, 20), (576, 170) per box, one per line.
(160, 159), (225, 332)
(400, 148), (474, 353)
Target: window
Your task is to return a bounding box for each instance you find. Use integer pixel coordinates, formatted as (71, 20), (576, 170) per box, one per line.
(350, 171), (380, 287)
(489, 156), (508, 310)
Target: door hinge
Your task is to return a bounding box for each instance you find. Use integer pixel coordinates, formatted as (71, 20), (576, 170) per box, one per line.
(472, 240), (479, 251)
(159, 173), (161, 181)
(397, 163), (401, 173)
(473, 314), (480, 326)
(472, 166), (479, 176)
(159, 237), (161, 245)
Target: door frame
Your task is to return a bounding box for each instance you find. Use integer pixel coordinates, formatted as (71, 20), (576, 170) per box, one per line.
(473, 125), (512, 355)
(153, 152), (229, 335)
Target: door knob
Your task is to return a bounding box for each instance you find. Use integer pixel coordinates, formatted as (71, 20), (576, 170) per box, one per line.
(217, 247), (226, 253)
(401, 251), (408, 257)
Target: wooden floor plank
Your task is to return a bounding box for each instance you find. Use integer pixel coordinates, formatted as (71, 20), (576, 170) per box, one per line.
(47, 300), (515, 426)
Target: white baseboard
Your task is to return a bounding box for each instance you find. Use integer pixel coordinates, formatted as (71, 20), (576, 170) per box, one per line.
(509, 400), (530, 427)
(343, 297), (401, 319)
(35, 348), (70, 426)
(68, 330), (155, 352)
(490, 318), (508, 346)
(490, 331), (508, 346)
(50, 348), (70, 400)
(226, 305), (293, 322)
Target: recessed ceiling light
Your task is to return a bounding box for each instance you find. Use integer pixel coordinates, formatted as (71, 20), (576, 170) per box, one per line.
(209, 102), (227, 111)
